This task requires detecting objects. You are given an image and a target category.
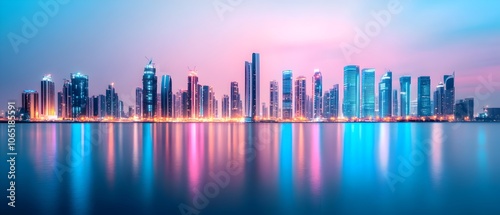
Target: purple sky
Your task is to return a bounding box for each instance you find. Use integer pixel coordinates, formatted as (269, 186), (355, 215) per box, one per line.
(1, 0), (499, 115)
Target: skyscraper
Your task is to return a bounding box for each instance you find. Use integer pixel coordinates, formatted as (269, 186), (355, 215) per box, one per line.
(142, 60), (157, 119)
(262, 103), (268, 119)
(434, 82), (445, 116)
(222, 95), (230, 119)
(455, 98), (474, 121)
(57, 92), (63, 118)
(230, 81), (241, 118)
(181, 90), (189, 118)
(201, 85), (210, 118)
(444, 73), (455, 116)
(312, 70), (322, 119)
(343, 65), (360, 118)
(400, 76), (411, 117)
(252, 53), (260, 119)
(161, 75), (173, 118)
(361, 68), (375, 118)
(106, 83), (119, 118)
(282, 70), (293, 120)
(71, 72), (89, 119)
(135, 87), (143, 118)
(323, 85), (340, 119)
(270, 80), (279, 119)
(59, 79), (72, 119)
(187, 71), (199, 118)
(379, 71), (392, 118)
(22, 90), (39, 120)
(393, 89), (399, 117)
(245, 61), (252, 118)
(40, 74), (55, 117)
(295, 76), (307, 118)
(418, 76), (432, 117)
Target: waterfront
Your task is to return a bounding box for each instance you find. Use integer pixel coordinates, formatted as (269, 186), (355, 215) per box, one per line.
(2, 123), (500, 214)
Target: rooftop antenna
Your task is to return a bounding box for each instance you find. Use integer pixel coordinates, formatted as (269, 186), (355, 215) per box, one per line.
(145, 56), (152, 65)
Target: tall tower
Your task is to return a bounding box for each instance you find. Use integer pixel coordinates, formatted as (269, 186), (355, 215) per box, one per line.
(393, 89), (399, 117)
(40, 74), (55, 117)
(251, 53), (260, 120)
(187, 71), (199, 119)
(343, 65), (360, 119)
(245, 61), (252, 118)
(142, 60), (157, 119)
(222, 95), (230, 119)
(161, 75), (173, 118)
(434, 82), (445, 116)
(444, 73), (455, 116)
(230, 82), (241, 118)
(418, 76), (432, 117)
(70, 72), (89, 119)
(361, 68), (375, 118)
(400, 76), (411, 117)
(282, 70), (293, 120)
(22, 90), (39, 120)
(312, 70), (323, 119)
(135, 87), (143, 118)
(295, 76), (307, 119)
(106, 83), (119, 118)
(379, 71), (393, 118)
(269, 80), (279, 119)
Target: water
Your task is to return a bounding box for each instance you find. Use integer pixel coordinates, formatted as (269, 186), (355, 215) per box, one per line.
(2, 123), (500, 215)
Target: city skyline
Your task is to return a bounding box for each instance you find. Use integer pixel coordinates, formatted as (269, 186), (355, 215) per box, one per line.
(1, 1), (500, 115)
(6, 53), (490, 121)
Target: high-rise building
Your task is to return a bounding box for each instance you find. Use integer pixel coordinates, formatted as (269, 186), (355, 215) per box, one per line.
(201, 85), (210, 118)
(418, 76), (432, 117)
(106, 83), (119, 118)
(252, 53), (260, 119)
(323, 84), (340, 119)
(181, 90), (189, 118)
(361, 68), (375, 118)
(245, 61), (252, 118)
(455, 98), (474, 121)
(57, 92), (63, 118)
(40, 74), (55, 117)
(444, 73), (455, 116)
(71, 72), (89, 119)
(343, 65), (360, 118)
(161, 75), (173, 118)
(59, 79), (72, 119)
(282, 70), (293, 120)
(156, 93), (162, 117)
(269, 80), (279, 119)
(230, 82), (241, 118)
(222, 95), (230, 119)
(262, 103), (268, 119)
(174, 90), (183, 118)
(400, 76), (411, 117)
(393, 89), (399, 117)
(142, 60), (157, 119)
(434, 82), (445, 116)
(22, 90), (39, 120)
(295, 76), (307, 119)
(135, 87), (143, 118)
(187, 71), (199, 118)
(379, 71), (393, 118)
(92, 94), (105, 119)
(312, 70), (322, 119)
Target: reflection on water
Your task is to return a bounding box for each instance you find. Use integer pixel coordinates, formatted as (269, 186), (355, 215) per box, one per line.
(5, 123), (500, 215)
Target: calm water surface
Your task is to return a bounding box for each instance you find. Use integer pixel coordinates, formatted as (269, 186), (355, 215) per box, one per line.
(2, 123), (500, 215)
